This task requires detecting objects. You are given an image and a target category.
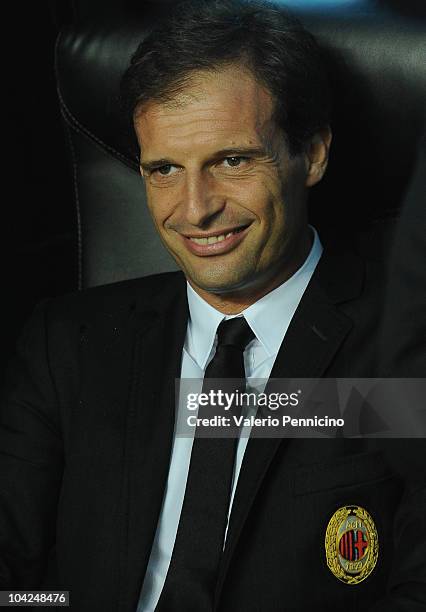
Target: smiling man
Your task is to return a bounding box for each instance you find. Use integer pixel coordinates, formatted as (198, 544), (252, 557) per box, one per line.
(135, 64), (329, 312)
(1, 0), (425, 611)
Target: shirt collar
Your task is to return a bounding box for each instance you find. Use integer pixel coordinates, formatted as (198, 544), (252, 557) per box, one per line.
(186, 226), (322, 368)
(186, 283), (225, 370)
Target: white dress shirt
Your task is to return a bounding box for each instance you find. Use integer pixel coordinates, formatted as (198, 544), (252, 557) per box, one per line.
(137, 228), (323, 611)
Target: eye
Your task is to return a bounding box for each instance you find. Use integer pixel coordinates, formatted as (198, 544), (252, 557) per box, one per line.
(154, 164), (178, 176)
(222, 156), (249, 168)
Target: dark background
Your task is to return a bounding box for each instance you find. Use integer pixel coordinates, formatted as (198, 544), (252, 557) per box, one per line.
(4, 0), (424, 378)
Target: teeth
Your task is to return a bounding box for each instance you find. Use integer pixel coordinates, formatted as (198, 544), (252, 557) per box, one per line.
(207, 234), (224, 244)
(190, 231), (235, 245)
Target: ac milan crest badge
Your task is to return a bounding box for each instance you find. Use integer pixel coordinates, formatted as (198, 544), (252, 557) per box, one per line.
(325, 505), (379, 584)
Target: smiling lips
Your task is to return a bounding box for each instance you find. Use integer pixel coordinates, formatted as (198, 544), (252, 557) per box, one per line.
(182, 225), (250, 256)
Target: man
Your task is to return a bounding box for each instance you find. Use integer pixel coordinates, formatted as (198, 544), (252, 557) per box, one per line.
(0, 1), (425, 611)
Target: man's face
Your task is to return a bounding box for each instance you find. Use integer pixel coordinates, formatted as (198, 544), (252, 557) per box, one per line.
(134, 65), (325, 298)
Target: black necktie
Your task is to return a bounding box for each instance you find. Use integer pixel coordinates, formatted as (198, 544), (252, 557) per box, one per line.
(156, 317), (255, 611)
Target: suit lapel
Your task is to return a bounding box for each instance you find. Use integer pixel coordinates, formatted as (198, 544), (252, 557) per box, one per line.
(119, 273), (188, 612)
(214, 251), (365, 605)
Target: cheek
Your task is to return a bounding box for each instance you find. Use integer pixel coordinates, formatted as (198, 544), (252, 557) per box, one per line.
(228, 172), (281, 218)
(247, 181), (286, 233)
(245, 179), (289, 257)
(146, 186), (177, 229)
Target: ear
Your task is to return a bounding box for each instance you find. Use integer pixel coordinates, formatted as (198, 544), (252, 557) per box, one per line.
(304, 127), (332, 187)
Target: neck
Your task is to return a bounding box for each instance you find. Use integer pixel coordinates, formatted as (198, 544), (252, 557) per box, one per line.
(188, 231), (312, 315)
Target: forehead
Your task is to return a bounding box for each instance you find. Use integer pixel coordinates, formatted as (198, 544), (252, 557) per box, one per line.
(134, 65), (277, 155)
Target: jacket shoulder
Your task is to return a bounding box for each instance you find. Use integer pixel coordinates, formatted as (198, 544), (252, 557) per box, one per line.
(43, 271), (186, 327)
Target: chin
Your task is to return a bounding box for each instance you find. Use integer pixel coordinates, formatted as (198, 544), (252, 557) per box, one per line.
(187, 269), (256, 296)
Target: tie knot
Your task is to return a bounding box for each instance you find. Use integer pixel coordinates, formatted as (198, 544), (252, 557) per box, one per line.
(216, 317), (254, 350)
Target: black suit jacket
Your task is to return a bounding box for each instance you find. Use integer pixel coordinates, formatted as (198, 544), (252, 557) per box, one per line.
(380, 135), (426, 377)
(0, 250), (425, 611)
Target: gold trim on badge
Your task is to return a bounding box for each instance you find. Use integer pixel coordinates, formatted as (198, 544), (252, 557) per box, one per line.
(325, 505), (378, 584)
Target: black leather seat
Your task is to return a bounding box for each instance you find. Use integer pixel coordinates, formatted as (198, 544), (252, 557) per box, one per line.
(55, 4), (425, 288)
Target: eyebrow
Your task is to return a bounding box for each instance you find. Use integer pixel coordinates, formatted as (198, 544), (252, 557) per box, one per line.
(139, 146), (267, 172)
(140, 158), (173, 172)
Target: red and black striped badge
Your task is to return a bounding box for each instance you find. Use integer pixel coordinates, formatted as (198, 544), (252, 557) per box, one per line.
(339, 529), (369, 561)
(325, 505), (379, 584)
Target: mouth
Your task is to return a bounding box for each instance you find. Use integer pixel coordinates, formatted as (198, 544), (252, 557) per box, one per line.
(181, 224), (251, 256)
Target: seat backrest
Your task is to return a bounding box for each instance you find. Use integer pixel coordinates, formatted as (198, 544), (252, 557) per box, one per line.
(56, 5), (425, 288)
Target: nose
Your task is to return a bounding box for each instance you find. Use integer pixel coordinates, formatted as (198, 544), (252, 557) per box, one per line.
(182, 170), (225, 227)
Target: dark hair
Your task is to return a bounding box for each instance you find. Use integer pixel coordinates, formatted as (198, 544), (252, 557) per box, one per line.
(120, 0), (331, 157)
